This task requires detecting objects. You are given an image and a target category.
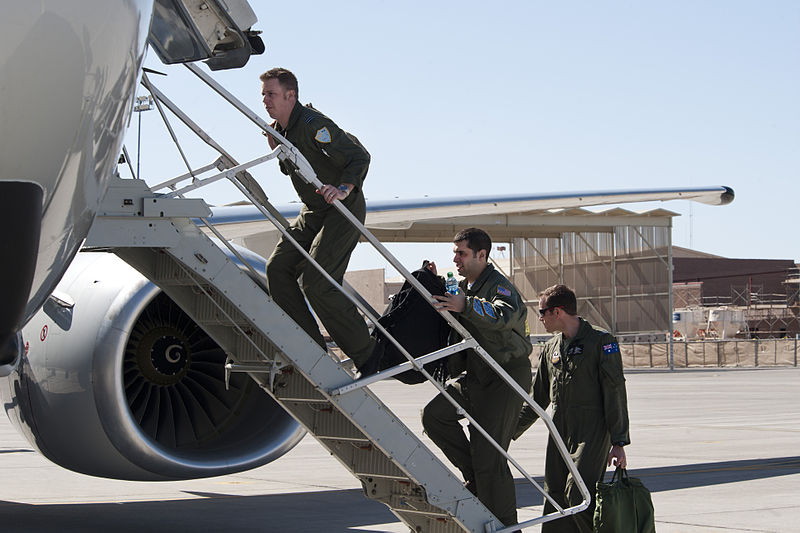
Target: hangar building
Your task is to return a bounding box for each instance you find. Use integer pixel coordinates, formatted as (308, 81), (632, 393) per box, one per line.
(368, 206), (676, 339)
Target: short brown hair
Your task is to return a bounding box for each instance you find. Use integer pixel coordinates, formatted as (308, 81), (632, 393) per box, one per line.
(259, 67), (299, 98)
(540, 284), (578, 315)
(454, 228), (491, 259)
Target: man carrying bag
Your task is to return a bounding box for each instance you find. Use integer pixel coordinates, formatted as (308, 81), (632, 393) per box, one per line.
(361, 260), (451, 383)
(594, 467), (656, 533)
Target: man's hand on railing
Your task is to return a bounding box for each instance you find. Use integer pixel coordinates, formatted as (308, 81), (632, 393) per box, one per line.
(317, 183), (350, 204)
(433, 292), (466, 313)
(262, 120), (279, 149)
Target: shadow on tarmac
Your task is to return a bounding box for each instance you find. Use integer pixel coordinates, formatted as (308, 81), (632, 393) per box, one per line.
(0, 488), (398, 533)
(1, 457), (797, 532)
(516, 455), (800, 506)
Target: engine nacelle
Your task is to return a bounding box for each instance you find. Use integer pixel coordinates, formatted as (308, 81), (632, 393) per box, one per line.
(1, 249), (304, 480)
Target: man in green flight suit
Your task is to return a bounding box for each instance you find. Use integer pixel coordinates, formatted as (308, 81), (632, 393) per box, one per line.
(260, 67), (374, 371)
(514, 284), (630, 532)
(422, 228), (532, 528)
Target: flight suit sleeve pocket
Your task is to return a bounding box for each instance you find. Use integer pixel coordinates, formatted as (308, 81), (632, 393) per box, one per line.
(599, 344), (625, 387)
(600, 361), (624, 386)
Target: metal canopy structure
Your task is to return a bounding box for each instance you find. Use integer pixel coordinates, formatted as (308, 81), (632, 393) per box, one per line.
(368, 206), (676, 337)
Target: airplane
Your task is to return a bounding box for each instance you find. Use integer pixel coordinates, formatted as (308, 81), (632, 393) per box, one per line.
(3, 184), (732, 481)
(0, 0), (735, 491)
(0, 0), (263, 375)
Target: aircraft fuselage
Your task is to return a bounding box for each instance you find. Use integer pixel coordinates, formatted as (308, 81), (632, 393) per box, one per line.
(0, 0), (153, 363)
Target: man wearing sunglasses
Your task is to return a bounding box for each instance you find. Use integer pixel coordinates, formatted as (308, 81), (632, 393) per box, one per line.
(515, 284), (630, 533)
(423, 227), (532, 529)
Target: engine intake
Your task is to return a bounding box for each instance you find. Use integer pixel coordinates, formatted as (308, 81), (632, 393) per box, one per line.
(1, 250), (304, 480)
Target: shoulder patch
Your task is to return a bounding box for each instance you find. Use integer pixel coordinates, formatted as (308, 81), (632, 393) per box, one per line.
(314, 127), (331, 143)
(482, 301), (496, 319)
(497, 286), (511, 297)
(603, 342), (620, 355)
(472, 298), (484, 317)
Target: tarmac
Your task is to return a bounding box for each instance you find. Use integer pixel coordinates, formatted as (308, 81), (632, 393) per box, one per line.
(1, 367), (798, 532)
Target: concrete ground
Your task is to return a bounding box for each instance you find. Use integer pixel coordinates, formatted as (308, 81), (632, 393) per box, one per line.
(0, 367), (798, 532)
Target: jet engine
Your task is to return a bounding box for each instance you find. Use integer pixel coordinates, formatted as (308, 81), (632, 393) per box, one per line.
(0, 248), (305, 481)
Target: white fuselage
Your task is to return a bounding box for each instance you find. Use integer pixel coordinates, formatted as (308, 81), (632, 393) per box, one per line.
(0, 0), (153, 325)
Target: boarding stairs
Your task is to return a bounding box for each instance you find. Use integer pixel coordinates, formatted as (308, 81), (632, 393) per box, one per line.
(84, 64), (593, 532)
(87, 175), (503, 532)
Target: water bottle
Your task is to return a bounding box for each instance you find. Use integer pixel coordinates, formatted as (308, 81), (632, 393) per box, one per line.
(445, 272), (458, 295)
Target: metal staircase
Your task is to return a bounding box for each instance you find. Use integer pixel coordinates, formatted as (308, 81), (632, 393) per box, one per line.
(86, 63), (594, 532)
(86, 177), (504, 532)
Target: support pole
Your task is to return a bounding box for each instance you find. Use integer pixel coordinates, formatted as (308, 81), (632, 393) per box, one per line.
(668, 220), (674, 370)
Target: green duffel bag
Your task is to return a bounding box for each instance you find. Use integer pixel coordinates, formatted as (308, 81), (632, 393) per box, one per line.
(594, 467), (656, 533)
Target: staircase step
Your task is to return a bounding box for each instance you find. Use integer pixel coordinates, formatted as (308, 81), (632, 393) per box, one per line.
(324, 439), (407, 479)
(149, 251), (205, 285)
(272, 368), (329, 402)
(191, 291), (254, 327)
(282, 401), (369, 441)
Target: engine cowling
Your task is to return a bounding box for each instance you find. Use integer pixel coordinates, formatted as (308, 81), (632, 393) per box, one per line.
(1, 249), (305, 481)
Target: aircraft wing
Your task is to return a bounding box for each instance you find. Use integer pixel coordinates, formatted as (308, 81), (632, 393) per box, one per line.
(207, 185), (734, 240)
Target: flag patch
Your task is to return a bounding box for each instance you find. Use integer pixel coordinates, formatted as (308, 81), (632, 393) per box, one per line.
(482, 301), (496, 318)
(497, 286), (511, 297)
(603, 342), (620, 355)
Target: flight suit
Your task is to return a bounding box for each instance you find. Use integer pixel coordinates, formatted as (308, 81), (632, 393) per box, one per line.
(516, 318), (630, 533)
(422, 264), (532, 526)
(266, 101), (374, 368)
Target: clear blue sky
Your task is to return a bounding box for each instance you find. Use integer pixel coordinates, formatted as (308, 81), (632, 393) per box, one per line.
(129, 1), (799, 274)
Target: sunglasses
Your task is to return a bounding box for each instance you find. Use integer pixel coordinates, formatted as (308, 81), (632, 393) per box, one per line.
(538, 306), (562, 317)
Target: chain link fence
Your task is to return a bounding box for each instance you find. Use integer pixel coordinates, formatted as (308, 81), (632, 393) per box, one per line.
(532, 338), (800, 369)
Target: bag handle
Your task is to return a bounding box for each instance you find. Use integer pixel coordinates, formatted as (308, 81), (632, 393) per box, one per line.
(609, 466), (630, 485)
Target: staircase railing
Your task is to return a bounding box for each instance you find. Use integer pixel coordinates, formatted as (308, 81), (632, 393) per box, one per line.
(128, 63), (593, 531)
